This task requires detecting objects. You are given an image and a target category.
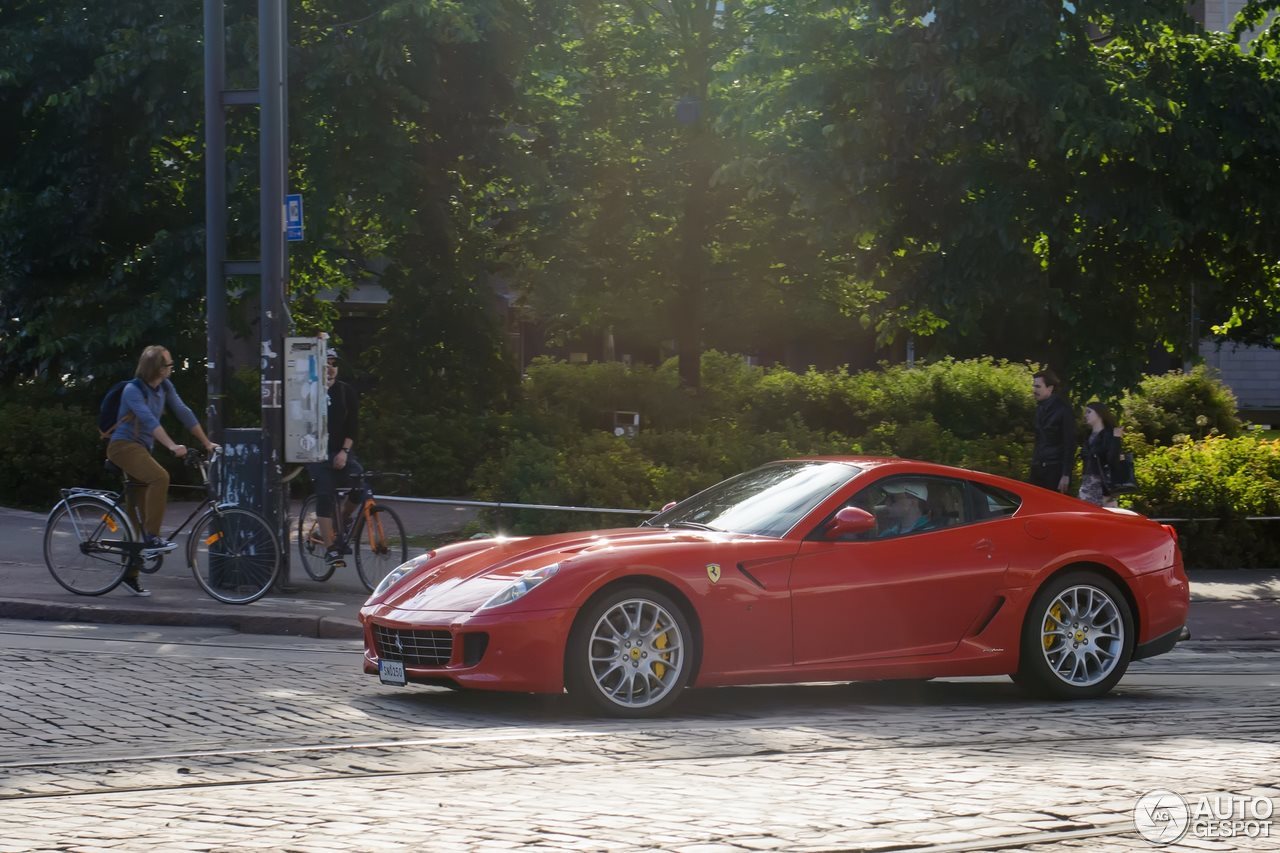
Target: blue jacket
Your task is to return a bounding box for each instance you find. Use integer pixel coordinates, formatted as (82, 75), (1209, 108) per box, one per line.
(110, 378), (198, 450)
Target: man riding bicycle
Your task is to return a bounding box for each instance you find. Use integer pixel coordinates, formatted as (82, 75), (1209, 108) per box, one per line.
(304, 347), (365, 569)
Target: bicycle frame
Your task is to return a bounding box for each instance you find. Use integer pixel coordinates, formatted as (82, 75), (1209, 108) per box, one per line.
(57, 488), (142, 559)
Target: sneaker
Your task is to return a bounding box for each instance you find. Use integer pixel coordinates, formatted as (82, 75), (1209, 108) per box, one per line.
(141, 535), (177, 555)
(121, 576), (152, 597)
(324, 546), (346, 569)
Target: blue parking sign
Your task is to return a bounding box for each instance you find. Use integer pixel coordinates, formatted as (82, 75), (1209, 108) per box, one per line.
(285, 193), (303, 241)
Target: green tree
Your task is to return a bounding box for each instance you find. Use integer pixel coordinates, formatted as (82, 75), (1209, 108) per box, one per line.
(287, 0), (529, 411)
(732, 0), (1280, 399)
(508, 0), (885, 387)
(0, 1), (207, 384)
(0, 0), (526, 429)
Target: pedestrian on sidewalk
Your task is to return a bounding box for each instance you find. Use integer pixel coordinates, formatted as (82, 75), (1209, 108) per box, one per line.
(1078, 401), (1124, 507)
(105, 345), (219, 596)
(1029, 368), (1075, 494)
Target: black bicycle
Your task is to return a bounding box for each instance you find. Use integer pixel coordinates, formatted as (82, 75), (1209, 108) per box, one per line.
(44, 449), (281, 604)
(296, 470), (409, 592)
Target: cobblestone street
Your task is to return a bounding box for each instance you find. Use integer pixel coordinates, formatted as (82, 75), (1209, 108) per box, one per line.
(0, 622), (1276, 852)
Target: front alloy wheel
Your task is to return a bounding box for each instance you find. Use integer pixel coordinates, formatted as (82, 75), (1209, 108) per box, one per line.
(566, 587), (694, 717)
(1016, 570), (1134, 699)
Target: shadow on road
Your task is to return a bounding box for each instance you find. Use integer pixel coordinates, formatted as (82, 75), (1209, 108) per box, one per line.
(356, 677), (1065, 724)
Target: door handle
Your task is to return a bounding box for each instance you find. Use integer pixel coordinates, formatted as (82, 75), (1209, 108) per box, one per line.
(974, 538), (994, 551)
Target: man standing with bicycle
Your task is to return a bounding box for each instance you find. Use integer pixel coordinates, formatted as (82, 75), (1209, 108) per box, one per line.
(305, 347), (364, 569)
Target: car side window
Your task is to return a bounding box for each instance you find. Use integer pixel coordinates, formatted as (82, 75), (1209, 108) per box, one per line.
(838, 476), (970, 541)
(969, 482), (1022, 520)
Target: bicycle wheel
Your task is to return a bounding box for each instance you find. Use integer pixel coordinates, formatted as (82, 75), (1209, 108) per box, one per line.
(353, 503), (408, 592)
(188, 507), (281, 604)
(296, 493), (334, 581)
(44, 496), (134, 596)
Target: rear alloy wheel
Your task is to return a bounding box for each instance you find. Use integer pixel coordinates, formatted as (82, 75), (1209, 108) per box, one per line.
(566, 587), (694, 717)
(1016, 570), (1134, 699)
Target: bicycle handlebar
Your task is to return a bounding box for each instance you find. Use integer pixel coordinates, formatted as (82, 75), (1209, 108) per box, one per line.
(184, 447), (221, 466)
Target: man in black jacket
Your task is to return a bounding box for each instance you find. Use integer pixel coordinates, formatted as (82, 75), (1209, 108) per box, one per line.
(305, 348), (364, 567)
(1030, 368), (1075, 493)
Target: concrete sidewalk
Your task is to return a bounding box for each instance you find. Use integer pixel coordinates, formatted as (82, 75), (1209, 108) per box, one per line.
(0, 499), (480, 640)
(1, 502), (1277, 643)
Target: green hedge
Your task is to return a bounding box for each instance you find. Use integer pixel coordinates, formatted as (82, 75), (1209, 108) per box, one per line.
(0, 394), (112, 508)
(3, 356), (1268, 568)
(1120, 365), (1242, 448)
(471, 355), (1037, 534)
(1128, 436), (1280, 567)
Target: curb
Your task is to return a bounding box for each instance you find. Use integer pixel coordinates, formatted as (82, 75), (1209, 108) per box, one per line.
(0, 599), (363, 640)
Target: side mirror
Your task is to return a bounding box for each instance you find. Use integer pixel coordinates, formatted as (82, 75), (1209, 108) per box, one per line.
(826, 506), (876, 538)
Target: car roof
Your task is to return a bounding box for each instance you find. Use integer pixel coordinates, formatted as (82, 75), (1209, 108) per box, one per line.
(779, 456), (1063, 501)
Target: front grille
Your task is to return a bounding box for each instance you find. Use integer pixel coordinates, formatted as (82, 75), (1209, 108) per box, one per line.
(373, 625), (453, 667)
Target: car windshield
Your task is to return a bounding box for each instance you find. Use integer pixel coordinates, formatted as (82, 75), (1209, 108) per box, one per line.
(645, 461), (860, 538)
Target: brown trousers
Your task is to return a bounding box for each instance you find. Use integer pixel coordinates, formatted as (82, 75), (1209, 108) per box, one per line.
(106, 440), (169, 536)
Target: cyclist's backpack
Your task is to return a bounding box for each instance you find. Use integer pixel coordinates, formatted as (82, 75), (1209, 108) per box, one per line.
(97, 378), (142, 439)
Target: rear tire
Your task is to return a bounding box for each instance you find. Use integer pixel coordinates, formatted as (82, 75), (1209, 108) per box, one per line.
(565, 586), (695, 717)
(1016, 570), (1134, 699)
(296, 494), (335, 582)
(44, 496), (134, 596)
(354, 504), (408, 593)
(188, 507), (280, 604)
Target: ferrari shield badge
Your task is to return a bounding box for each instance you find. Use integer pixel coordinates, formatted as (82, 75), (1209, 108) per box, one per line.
(706, 563), (721, 584)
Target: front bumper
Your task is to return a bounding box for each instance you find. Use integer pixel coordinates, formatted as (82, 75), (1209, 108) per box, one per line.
(360, 605), (576, 693)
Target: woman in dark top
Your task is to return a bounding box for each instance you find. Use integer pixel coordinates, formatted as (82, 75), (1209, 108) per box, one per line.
(1078, 401), (1123, 507)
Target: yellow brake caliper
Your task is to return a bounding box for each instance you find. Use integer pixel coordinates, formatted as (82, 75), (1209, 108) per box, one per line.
(653, 630), (669, 679)
(1043, 603), (1063, 650)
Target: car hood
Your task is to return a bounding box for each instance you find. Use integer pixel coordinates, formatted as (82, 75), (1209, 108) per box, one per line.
(372, 527), (758, 613)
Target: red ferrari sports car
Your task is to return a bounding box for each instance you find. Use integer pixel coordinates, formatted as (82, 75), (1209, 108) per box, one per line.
(360, 457), (1190, 716)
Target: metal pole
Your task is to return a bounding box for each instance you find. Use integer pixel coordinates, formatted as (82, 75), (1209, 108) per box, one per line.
(203, 0), (226, 441)
(260, 0), (290, 584)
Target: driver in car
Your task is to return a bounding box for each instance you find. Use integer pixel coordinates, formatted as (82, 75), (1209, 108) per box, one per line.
(877, 480), (935, 538)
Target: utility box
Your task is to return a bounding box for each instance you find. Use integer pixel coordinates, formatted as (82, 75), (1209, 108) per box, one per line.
(283, 337), (328, 463)
(220, 429), (265, 512)
(613, 411), (640, 439)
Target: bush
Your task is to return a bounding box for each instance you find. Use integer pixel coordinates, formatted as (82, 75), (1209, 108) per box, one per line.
(0, 400), (112, 508)
(1120, 366), (1242, 448)
(471, 355), (1042, 534)
(469, 421), (860, 535)
(1130, 436), (1280, 518)
(359, 403), (495, 497)
(1128, 436), (1280, 567)
(470, 433), (658, 534)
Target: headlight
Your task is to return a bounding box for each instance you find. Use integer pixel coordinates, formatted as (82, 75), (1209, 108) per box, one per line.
(478, 563), (561, 611)
(372, 553), (432, 598)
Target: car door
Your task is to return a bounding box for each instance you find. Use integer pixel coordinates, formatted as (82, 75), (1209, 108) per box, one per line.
(790, 475), (1012, 665)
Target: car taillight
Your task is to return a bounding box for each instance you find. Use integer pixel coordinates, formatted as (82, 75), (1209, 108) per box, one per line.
(1161, 523), (1179, 544)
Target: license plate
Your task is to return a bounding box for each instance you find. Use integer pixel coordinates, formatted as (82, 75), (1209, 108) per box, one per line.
(378, 659), (406, 686)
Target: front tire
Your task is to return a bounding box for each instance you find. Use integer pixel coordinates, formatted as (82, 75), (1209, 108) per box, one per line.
(565, 586), (695, 717)
(188, 507), (281, 604)
(1016, 570), (1134, 699)
(354, 504), (408, 593)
